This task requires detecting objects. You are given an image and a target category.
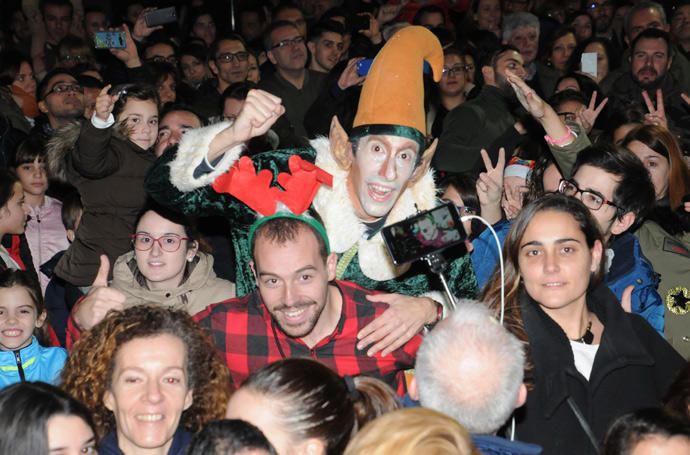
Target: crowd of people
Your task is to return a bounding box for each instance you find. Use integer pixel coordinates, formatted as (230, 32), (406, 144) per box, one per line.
(0, 0), (690, 454)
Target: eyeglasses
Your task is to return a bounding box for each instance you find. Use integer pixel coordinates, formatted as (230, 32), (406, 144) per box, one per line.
(271, 36), (305, 50)
(131, 233), (190, 252)
(558, 179), (618, 211)
(60, 55), (86, 62)
(442, 64), (467, 77)
(216, 51), (249, 63)
(44, 83), (83, 98)
(148, 56), (178, 65)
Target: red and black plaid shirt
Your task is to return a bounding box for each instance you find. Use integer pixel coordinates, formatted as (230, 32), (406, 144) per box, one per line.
(193, 280), (421, 394)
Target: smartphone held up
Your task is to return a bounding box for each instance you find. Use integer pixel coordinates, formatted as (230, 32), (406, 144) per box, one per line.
(94, 31), (126, 49)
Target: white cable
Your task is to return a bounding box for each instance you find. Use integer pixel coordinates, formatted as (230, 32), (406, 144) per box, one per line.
(461, 215), (506, 326)
(463, 214), (513, 441)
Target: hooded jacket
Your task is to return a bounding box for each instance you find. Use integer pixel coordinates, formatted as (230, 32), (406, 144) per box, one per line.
(0, 336), (67, 389)
(111, 250), (236, 316)
(46, 120), (155, 286)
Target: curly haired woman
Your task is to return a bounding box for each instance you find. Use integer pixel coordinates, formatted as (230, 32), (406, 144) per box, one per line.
(61, 305), (231, 454)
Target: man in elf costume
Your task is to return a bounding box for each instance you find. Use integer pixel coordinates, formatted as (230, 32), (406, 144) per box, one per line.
(145, 26), (477, 355)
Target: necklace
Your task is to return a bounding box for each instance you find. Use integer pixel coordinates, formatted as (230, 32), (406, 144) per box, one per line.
(572, 320), (594, 345)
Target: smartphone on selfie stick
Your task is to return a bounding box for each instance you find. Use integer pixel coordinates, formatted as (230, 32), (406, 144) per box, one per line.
(381, 202), (467, 310)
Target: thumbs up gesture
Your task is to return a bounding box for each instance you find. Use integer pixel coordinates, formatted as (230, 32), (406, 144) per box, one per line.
(73, 255), (127, 331)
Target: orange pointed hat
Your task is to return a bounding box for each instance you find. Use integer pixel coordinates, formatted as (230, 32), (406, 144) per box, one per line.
(351, 26), (444, 149)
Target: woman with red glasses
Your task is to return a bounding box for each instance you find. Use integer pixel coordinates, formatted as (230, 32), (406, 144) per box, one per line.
(69, 205), (235, 337)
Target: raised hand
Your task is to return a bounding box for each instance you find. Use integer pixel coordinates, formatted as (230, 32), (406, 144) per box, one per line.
(377, 0), (408, 25)
(505, 69), (546, 119)
(73, 255), (126, 330)
(131, 7), (163, 41)
(642, 89), (668, 129)
(358, 13), (382, 44)
(337, 58), (366, 90)
(577, 91), (608, 133)
(110, 24), (141, 68)
(476, 148), (505, 225)
(94, 84), (119, 122)
(231, 89), (285, 143)
(502, 181), (526, 220)
(477, 148), (505, 205)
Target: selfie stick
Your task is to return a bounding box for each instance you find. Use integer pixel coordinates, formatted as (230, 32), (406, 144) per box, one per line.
(423, 253), (457, 311)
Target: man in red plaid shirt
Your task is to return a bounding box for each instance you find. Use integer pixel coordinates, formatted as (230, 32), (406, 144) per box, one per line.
(193, 213), (423, 393)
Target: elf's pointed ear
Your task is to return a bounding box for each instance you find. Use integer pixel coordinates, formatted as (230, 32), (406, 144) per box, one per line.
(329, 116), (352, 170)
(409, 138), (437, 184)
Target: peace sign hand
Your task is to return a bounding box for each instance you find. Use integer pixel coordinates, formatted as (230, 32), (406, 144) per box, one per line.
(642, 89), (668, 129)
(577, 90), (608, 133)
(476, 148), (506, 224)
(477, 148), (505, 207)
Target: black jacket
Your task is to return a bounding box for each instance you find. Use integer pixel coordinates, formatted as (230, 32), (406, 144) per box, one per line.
(515, 283), (684, 454)
(433, 85), (517, 175)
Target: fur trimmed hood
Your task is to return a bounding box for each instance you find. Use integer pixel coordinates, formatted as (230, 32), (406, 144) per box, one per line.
(45, 120), (130, 183)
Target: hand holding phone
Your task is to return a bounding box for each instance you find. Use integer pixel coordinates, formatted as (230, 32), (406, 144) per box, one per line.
(94, 31), (126, 49)
(144, 7), (177, 27)
(356, 59), (374, 77)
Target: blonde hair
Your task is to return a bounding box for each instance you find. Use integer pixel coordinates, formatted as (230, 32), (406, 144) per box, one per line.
(344, 408), (479, 455)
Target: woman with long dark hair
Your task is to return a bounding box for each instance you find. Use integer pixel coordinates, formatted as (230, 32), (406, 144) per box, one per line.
(482, 193), (683, 455)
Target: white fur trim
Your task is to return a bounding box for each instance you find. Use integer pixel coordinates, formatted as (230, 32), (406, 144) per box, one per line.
(312, 137), (365, 253)
(309, 136), (439, 281)
(169, 120), (245, 192)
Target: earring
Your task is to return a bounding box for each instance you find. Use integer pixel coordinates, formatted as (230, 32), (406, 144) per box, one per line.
(187, 256), (194, 262)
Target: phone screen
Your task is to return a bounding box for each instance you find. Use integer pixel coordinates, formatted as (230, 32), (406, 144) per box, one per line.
(381, 202), (467, 265)
(581, 52), (597, 78)
(94, 31), (126, 49)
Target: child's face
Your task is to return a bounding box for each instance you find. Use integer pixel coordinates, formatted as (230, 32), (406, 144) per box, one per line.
(0, 285), (45, 351)
(15, 158), (48, 199)
(0, 182), (29, 235)
(118, 99), (159, 150)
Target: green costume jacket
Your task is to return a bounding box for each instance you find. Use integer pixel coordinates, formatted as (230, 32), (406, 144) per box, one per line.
(145, 121), (477, 306)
